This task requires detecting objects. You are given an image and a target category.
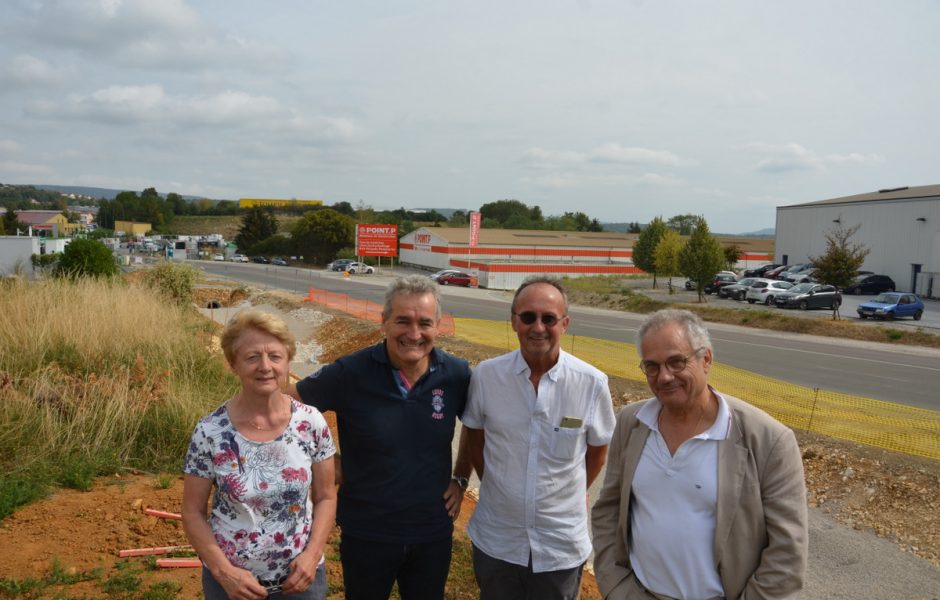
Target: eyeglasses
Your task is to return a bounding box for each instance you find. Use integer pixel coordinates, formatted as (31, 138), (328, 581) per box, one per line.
(638, 347), (706, 377)
(513, 311), (565, 326)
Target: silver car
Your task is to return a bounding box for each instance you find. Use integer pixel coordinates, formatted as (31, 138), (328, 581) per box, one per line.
(745, 278), (794, 305)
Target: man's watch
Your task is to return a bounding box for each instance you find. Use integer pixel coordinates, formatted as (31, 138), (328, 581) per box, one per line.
(451, 475), (469, 491)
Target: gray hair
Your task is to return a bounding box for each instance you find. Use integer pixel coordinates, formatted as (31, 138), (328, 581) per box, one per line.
(383, 275), (442, 321)
(636, 309), (712, 359)
(510, 276), (569, 314)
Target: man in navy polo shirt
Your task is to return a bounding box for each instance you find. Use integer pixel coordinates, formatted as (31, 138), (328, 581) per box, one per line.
(289, 275), (471, 600)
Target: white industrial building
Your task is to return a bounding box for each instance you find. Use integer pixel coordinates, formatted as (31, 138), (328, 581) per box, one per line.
(775, 185), (940, 298)
(0, 235), (41, 276)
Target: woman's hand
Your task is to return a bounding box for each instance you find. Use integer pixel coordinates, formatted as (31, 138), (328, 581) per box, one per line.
(281, 549), (322, 595)
(214, 564), (269, 600)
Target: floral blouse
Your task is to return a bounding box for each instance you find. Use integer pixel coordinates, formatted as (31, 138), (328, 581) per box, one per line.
(183, 397), (335, 581)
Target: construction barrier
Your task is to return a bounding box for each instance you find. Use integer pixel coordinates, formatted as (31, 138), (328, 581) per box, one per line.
(453, 317), (940, 461)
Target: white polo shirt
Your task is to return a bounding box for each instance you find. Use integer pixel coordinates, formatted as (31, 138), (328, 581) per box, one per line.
(629, 393), (732, 600)
(463, 349), (616, 572)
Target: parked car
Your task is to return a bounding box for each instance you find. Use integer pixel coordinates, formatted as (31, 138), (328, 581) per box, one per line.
(845, 274), (895, 295)
(718, 277), (758, 300)
(704, 273), (738, 294)
(743, 263), (783, 278)
(250, 256), (270, 264)
(327, 258), (355, 271)
(745, 279), (794, 305)
(685, 272), (735, 291)
(776, 263), (814, 281)
(230, 253), (249, 263)
(212, 253), (225, 261)
(344, 262), (374, 274)
(773, 283), (842, 310)
(857, 293), (924, 321)
(271, 257), (289, 266)
(786, 268), (819, 284)
(435, 271), (473, 286)
(430, 269), (461, 280)
(763, 265), (790, 280)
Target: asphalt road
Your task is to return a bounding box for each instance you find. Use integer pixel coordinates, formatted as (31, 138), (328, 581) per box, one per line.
(196, 261), (940, 411)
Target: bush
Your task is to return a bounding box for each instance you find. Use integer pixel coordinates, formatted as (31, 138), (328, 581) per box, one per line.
(53, 238), (118, 279)
(139, 261), (202, 305)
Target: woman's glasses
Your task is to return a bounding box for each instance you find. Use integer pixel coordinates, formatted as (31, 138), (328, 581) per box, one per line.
(513, 311), (565, 326)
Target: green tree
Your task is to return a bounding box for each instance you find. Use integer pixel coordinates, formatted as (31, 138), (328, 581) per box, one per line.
(291, 209), (355, 264)
(479, 199), (543, 229)
(2, 207), (26, 235)
(722, 244), (743, 272)
(666, 214), (700, 235)
(627, 222), (642, 233)
(809, 223), (870, 293)
(54, 239), (118, 279)
(234, 207), (279, 252)
(654, 229), (684, 293)
(679, 217), (725, 301)
(632, 216), (667, 288)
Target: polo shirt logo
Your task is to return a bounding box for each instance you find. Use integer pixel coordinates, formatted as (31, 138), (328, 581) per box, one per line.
(431, 388), (445, 420)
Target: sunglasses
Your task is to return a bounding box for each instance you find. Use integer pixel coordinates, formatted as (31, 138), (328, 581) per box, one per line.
(513, 311), (565, 326)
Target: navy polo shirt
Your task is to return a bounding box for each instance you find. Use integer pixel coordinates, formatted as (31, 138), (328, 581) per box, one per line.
(296, 341), (470, 543)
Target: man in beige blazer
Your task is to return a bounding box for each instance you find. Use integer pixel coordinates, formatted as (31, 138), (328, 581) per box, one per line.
(591, 309), (807, 599)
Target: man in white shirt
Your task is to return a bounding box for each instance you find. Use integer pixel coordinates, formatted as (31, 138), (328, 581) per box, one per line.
(461, 276), (616, 600)
(591, 309), (808, 599)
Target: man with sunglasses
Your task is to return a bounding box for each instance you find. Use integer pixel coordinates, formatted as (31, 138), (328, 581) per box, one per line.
(591, 309), (808, 599)
(460, 276), (616, 599)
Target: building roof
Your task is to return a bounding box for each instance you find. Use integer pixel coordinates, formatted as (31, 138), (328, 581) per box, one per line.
(781, 184), (940, 209)
(417, 226), (640, 248)
(14, 210), (65, 225)
(413, 226), (774, 252)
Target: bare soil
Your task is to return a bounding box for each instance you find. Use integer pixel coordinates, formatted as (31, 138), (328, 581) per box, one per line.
(0, 289), (936, 599)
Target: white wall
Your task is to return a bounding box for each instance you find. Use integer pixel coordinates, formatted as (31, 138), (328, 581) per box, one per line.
(776, 197), (939, 296)
(0, 236), (41, 276)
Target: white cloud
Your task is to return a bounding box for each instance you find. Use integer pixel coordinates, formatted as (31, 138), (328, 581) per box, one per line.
(746, 143), (885, 174)
(0, 160), (53, 176)
(0, 139), (21, 155)
(590, 143), (689, 167)
(0, 55), (76, 88)
(518, 147), (586, 169)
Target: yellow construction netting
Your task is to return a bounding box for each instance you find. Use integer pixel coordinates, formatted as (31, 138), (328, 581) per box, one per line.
(453, 317), (940, 461)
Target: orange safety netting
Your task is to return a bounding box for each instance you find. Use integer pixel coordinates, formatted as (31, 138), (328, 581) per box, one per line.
(303, 287), (456, 335)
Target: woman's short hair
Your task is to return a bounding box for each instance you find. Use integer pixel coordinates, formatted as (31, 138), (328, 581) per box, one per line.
(220, 309), (297, 364)
(383, 275), (442, 321)
(636, 309), (712, 359)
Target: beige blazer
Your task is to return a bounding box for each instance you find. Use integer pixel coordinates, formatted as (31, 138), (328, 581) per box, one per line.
(591, 392), (808, 599)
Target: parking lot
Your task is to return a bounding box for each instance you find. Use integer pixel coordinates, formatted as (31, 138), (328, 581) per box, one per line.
(634, 279), (940, 331)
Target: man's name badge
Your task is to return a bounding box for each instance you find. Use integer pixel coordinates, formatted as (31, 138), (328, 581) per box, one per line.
(559, 416), (583, 429)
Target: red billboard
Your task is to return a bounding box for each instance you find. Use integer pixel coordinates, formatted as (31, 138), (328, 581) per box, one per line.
(357, 224), (399, 257)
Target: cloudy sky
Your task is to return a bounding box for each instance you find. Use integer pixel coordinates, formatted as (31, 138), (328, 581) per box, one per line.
(1, 1), (938, 232)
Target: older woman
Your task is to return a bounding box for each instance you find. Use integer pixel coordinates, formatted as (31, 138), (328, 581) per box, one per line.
(182, 310), (337, 600)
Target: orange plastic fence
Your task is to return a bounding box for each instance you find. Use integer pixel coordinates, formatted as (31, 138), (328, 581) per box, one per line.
(304, 287), (456, 335)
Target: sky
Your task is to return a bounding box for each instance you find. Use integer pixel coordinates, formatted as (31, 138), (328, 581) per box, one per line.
(1, 1), (939, 233)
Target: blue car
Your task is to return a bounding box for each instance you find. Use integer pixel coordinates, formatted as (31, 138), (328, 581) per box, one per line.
(856, 292), (925, 321)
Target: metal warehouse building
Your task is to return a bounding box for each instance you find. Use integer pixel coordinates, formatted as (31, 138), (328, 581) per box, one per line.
(775, 184), (940, 299)
(400, 227), (772, 291)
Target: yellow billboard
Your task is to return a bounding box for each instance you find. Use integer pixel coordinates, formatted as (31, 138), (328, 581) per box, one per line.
(239, 199), (324, 208)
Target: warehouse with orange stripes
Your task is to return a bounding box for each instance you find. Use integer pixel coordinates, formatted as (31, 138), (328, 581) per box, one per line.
(399, 227), (773, 290)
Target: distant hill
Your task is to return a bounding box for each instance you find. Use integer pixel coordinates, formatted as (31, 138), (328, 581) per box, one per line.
(735, 228), (775, 237)
(33, 184), (206, 202)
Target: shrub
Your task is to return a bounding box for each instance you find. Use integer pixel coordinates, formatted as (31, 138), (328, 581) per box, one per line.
(53, 238), (118, 278)
(139, 260), (202, 305)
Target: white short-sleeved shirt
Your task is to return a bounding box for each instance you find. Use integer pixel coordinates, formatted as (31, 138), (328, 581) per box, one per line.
(463, 349), (616, 572)
(183, 398), (336, 582)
